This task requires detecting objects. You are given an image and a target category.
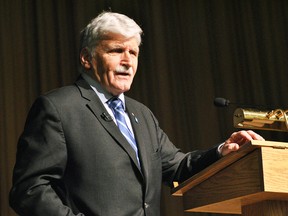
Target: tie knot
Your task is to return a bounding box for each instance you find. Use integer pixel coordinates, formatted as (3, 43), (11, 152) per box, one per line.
(108, 98), (124, 111)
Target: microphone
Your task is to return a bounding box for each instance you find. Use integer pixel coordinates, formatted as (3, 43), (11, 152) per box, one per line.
(213, 97), (257, 108)
(214, 97), (273, 109)
(101, 112), (113, 121)
(214, 97), (231, 107)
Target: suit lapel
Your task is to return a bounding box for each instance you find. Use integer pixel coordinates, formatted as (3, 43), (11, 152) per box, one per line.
(75, 78), (142, 174)
(126, 99), (149, 180)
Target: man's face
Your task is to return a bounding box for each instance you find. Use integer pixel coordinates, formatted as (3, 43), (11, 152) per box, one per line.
(90, 33), (139, 96)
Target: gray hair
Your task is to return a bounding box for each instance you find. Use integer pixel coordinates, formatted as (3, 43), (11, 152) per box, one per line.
(80, 12), (143, 55)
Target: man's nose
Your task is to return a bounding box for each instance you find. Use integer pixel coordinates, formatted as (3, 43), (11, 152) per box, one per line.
(121, 51), (133, 66)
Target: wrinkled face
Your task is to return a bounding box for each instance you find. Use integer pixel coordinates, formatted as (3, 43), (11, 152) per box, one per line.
(81, 33), (139, 96)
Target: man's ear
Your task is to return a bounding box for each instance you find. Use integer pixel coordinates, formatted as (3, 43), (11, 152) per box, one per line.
(80, 48), (92, 70)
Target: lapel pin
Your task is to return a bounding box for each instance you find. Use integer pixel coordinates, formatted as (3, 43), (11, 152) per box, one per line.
(131, 113), (139, 123)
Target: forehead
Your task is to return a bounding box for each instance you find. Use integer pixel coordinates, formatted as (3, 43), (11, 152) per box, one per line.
(98, 33), (139, 49)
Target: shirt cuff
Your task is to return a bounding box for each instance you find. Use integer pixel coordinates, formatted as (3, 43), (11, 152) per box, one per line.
(217, 143), (225, 158)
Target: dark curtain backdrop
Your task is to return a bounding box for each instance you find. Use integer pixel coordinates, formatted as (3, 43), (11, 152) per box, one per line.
(1, 0), (288, 216)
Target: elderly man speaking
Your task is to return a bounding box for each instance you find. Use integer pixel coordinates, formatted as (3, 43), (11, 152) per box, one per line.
(10, 12), (264, 216)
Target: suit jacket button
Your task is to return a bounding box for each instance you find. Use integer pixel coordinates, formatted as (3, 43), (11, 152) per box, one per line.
(144, 203), (149, 209)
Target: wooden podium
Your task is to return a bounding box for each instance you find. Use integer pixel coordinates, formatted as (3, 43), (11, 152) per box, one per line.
(172, 140), (288, 215)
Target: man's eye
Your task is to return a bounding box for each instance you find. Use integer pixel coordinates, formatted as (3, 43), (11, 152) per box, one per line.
(107, 48), (138, 57)
(130, 50), (138, 56)
(110, 48), (123, 53)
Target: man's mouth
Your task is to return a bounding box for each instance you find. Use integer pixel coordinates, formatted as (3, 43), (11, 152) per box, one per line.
(116, 72), (130, 76)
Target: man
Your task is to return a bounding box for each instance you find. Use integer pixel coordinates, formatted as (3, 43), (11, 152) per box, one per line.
(10, 12), (264, 216)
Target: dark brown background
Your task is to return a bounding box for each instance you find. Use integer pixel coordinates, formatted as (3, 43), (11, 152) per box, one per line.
(1, 0), (288, 215)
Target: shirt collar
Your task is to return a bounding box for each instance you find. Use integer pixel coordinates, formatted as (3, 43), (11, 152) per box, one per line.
(81, 73), (126, 110)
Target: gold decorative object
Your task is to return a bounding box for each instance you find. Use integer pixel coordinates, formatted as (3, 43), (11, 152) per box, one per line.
(234, 108), (288, 132)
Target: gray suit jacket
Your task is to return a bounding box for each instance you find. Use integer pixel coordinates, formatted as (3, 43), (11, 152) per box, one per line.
(10, 77), (220, 216)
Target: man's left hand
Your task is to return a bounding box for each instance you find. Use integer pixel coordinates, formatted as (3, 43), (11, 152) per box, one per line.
(221, 130), (265, 156)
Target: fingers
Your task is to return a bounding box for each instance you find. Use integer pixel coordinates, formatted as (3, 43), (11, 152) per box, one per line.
(227, 130), (265, 145)
(222, 130), (265, 156)
(226, 143), (239, 151)
(232, 130), (253, 142)
(221, 143), (240, 156)
(246, 130), (265, 141)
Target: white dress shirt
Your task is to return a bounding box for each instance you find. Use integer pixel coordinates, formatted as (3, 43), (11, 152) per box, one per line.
(81, 73), (135, 137)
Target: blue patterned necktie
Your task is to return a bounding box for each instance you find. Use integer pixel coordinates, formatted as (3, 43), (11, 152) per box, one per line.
(108, 98), (140, 165)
